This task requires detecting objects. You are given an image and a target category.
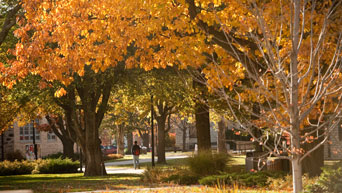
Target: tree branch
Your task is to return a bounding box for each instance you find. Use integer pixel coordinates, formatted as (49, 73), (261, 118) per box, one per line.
(0, 3), (21, 46)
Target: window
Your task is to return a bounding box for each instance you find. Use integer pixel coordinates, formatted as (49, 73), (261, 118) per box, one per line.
(47, 131), (56, 141)
(19, 121), (40, 141)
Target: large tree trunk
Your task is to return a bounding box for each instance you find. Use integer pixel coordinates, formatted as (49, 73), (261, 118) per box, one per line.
(62, 138), (75, 159)
(81, 108), (106, 176)
(46, 115), (75, 160)
(156, 115), (167, 164)
(217, 117), (227, 154)
(195, 102), (211, 152)
(193, 77), (211, 152)
(142, 132), (149, 148)
(117, 125), (125, 155)
(182, 123), (187, 152)
(127, 132), (133, 154)
(58, 66), (116, 176)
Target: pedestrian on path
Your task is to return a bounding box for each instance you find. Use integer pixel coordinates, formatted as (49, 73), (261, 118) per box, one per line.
(131, 141), (141, 169)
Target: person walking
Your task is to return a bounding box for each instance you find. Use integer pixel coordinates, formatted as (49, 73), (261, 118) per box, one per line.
(131, 141), (141, 169)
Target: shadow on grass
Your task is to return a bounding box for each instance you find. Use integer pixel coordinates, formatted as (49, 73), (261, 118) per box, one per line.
(0, 173), (146, 193)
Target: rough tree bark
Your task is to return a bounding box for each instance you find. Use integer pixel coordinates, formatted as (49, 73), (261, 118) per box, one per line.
(217, 116), (227, 154)
(155, 115), (167, 163)
(116, 125), (125, 155)
(0, 3), (21, 46)
(290, 1), (302, 192)
(182, 121), (187, 152)
(193, 77), (211, 152)
(155, 101), (172, 164)
(126, 132), (133, 154)
(55, 66), (118, 176)
(46, 115), (75, 160)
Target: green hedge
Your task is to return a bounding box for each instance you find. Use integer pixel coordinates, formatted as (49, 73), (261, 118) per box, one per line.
(162, 173), (200, 185)
(0, 158), (79, 176)
(35, 158), (79, 174)
(188, 152), (230, 176)
(305, 161), (342, 193)
(199, 171), (285, 187)
(0, 160), (35, 176)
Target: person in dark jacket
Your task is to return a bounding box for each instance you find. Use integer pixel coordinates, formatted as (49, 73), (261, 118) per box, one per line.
(131, 141), (141, 169)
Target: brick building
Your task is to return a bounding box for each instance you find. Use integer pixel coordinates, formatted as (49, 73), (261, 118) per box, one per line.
(0, 118), (63, 160)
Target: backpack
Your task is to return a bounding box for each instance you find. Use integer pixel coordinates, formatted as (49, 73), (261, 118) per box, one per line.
(132, 145), (140, 155)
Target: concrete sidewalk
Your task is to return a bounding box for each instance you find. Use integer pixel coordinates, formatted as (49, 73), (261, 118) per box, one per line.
(75, 155), (190, 175)
(104, 155), (188, 167)
(106, 167), (144, 174)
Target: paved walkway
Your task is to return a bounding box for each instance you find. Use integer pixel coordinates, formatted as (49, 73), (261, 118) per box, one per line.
(104, 155), (188, 174)
(105, 155), (188, 166)
(78, 155), (190, 174)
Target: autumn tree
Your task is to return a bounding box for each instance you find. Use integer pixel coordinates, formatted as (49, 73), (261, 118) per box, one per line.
(1, 0), (141, 176)
(105, 67), (193, 163)
(179, 1), (342, 192)
(111, 1), (341, 191)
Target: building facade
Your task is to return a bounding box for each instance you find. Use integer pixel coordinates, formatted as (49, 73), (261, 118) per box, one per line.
(1, 119), (64, 160)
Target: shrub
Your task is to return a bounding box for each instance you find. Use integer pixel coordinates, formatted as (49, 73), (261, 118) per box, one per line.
(199, 171), (285, 188)
(43, 152), (80, 161)
(6, 150), (25, 161)
(305, 161), (342, 193)
(268, 173), (316, 191)
(141, 166), (165, 183)
(188, 152), (230, 176)
(163, 173), (200, 185)
(35, 158), (79, 174)
(142, 166), (188, 184)
(42, 152), (64, 159)
(0, 160), (34, 176)
(103, 154), (124, 161)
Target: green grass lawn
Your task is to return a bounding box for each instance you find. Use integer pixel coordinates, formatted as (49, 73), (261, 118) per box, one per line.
(0, 153), (317, 192)
(0, 173), (150, 193)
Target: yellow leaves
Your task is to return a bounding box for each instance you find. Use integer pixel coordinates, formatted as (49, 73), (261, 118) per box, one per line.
(54, 87), (67, 98)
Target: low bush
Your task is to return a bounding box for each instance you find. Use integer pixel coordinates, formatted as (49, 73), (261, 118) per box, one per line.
(35, 158), (79, 174)
(0, 160), (34, 176)
(43, 152), (81, 161)
(5, 150), (25, 161)
(141, 166), (164, 183)
(162, 173), (200, 185)
(141, 166), (188, 184)
(305, 161), (342, 193)
(103, 154), (124, 161)
(42, 152), (64, 159)
(199, 171), (285, 188)
(188, 152), (230, 176)
(268, 173), (316, 191)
